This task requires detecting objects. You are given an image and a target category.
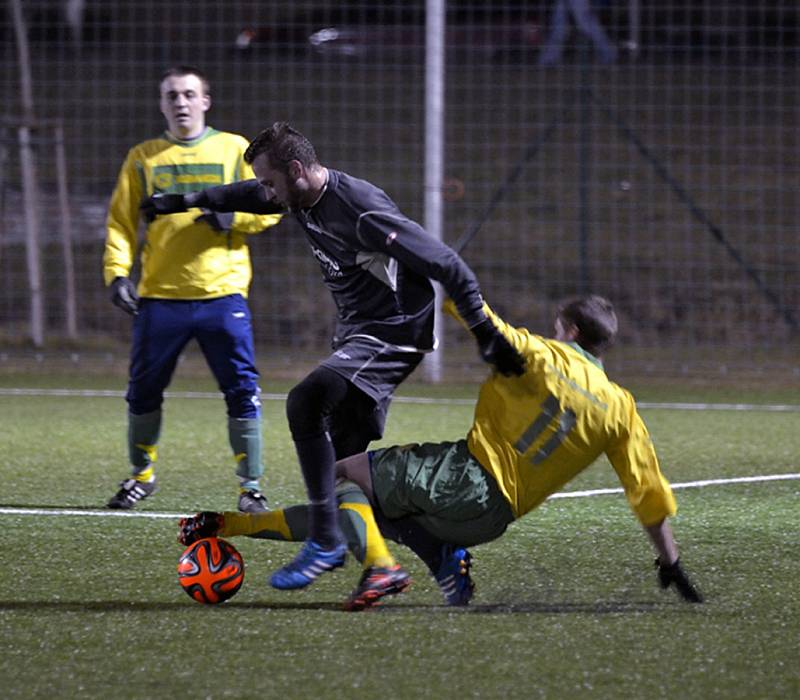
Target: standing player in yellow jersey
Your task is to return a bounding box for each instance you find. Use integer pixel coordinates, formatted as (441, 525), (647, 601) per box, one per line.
(103, 66), (282, 512)
(179, 294), (702, 609)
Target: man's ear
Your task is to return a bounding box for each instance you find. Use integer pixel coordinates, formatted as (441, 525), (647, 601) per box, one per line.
(565, 323), (579, 342)
(287, 160), (304, 181)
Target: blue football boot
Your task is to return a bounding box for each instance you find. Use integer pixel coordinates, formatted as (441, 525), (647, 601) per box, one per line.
(434, 545), (474, 606)
(270, 539), (347, 590)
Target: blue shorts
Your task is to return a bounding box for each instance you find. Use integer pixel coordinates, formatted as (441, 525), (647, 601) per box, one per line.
(126, 295), (260, 418)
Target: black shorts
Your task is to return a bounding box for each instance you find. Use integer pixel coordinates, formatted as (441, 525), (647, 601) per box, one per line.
(320, 335), (425, 440)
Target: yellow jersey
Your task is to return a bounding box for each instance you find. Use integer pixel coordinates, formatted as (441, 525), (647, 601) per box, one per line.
(447, 302), (676, 526)
(103, 128), (282, 299)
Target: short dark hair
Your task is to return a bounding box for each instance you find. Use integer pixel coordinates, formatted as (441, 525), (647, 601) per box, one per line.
(557, 294), (618, 356)
(244, 122), (319, 171)
(160, 65), (210, 95)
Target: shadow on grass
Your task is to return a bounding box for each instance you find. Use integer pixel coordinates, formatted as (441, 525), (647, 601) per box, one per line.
(442, 601), (670, 614)
(0, 599), (676, 614)
(0, 600), (345, 613)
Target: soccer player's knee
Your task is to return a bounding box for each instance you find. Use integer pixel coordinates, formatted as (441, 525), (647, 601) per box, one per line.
(286, 379), (327, 439)
(335, 478), (369, 504)
(127, 394), (163, 415)
(330, 430), (371, 459)
(225, 387), (261, 419)
(286, 368), (350, 439)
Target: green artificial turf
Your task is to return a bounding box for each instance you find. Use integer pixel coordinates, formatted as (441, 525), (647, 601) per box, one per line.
(1, 377), (798, 699)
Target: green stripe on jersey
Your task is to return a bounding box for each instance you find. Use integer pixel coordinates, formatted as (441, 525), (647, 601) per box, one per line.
(151, 163), (225, 193)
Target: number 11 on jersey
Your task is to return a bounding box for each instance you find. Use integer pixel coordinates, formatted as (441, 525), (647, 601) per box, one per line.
(515, 393), (576, 465)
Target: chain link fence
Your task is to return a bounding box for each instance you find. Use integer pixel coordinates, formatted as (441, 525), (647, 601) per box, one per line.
(1, 1), (798, 380)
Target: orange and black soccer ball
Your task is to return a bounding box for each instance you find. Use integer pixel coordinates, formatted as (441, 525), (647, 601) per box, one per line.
(177, 537), (245, 604)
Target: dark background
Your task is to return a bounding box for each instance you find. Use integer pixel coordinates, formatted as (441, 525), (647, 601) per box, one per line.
(1, 1), (798, 380)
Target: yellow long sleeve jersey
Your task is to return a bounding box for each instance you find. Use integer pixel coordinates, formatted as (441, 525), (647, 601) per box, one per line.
(449, 303), (676, 527)
(103, 128), (282, 298)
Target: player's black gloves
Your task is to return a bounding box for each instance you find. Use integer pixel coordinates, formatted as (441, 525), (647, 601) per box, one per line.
(470, 318), (526, 376)
(110, 276), (139, 316)
(195, 209), (234, 232)
(656, 557), (703, 603)
(140, 192), (202, 222)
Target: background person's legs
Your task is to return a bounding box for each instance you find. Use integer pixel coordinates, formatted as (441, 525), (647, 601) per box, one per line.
(195, 295), (265, 509)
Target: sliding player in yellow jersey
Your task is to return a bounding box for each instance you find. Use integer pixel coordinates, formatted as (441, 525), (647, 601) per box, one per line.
(179, 295), (701, 610)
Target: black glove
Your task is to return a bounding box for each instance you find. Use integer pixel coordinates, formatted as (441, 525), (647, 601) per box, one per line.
(656, 558), (703, 603)
(470, 318), (526, 376)
(110, 276), (139, 316)
(195, 209), (234, 232)
(140, 193), (194, 222)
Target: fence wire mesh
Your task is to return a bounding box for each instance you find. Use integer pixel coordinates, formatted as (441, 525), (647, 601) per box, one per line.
(1, 1), (798, 380)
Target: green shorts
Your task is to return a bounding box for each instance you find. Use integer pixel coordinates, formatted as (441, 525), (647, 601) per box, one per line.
(370, 440), (515, 547)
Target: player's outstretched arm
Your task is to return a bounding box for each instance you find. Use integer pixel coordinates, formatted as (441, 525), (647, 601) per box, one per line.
(357, 212), (526, 376)
(645, 518), (703, 603)
(140, 180), (283, 221)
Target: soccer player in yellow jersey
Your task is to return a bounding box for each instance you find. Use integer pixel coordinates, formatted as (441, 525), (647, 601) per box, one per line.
(179, 295), (701, 610)
(103, 66), (281, 512)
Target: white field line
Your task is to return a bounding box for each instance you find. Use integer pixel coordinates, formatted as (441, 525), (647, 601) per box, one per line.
(549, 473), (800, 499)
(1, 387), (799, 412)
(0, 473), (797, 520)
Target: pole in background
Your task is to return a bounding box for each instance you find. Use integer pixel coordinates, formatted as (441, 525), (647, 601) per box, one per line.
(10, 0), (44, 347)
(54, 123), (77, 339)
(578, 36), (593, 294)
(622, 0), (640, 55)
(423, 0), (446, 382)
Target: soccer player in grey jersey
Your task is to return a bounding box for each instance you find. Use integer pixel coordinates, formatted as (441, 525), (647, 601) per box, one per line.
(144, 122), (525, 589)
